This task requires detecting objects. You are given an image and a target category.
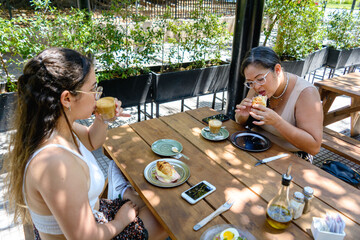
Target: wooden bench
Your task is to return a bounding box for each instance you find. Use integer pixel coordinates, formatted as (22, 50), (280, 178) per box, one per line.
(322, 127), (360, 164)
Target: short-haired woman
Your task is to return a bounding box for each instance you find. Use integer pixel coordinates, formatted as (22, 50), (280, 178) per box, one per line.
(235, 46), (323, 161)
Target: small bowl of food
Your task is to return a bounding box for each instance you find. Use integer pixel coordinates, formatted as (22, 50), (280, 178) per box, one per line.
(200, 224), (256, 240)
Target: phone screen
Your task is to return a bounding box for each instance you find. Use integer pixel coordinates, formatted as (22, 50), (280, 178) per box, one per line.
(202, 114), (230, 124)
(184, 182), (214, 200)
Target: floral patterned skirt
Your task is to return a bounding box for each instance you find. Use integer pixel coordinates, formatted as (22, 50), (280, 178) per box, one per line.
(33, 198), (148, 240)
(294, 151), (314, 163)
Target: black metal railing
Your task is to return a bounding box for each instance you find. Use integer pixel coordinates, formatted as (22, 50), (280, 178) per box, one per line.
(91, 0), (237, 19)
(1, 0), (236, 19)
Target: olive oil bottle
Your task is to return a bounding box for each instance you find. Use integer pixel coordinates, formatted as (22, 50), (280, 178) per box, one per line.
(266, 164), (293, 229)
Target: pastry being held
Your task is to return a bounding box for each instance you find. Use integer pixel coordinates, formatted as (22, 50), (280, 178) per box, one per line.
(155, 160), (180, 183)
(252, 95), (267, 107)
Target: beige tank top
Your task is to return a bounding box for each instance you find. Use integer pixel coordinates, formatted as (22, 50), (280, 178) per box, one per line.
(256, 76), (316, 152)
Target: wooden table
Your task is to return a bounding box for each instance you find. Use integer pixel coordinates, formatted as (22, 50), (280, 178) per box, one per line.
(103, 107), (360, 240)
(314, 72), (360, 137)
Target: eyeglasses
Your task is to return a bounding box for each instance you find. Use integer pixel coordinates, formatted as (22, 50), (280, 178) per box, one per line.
(244, 70), (271, 88)
(75, 85), (103, 100)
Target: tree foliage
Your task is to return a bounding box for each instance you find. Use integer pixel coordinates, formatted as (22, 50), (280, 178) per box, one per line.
(264, 0), (325, 60)
(326, 10), (360, 49)
(0, 0), (232, 87)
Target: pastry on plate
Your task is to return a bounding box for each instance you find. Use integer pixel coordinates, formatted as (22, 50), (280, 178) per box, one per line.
(155, 160), (180, 183)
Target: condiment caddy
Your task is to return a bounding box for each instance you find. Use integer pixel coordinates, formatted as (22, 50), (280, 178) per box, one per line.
(311, 213), (346, 240)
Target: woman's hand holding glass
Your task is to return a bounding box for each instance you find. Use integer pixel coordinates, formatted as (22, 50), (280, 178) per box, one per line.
(114, 99), (131, 118)
(96, 97), (131, 123)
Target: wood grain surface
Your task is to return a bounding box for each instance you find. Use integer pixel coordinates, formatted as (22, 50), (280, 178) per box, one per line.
(103, 107), (360, 240)
(315, 72), (360, 136)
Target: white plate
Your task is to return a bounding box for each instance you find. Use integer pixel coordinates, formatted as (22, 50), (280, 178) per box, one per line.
(143, 159), (190, 188)
(200, 224), (256, 240)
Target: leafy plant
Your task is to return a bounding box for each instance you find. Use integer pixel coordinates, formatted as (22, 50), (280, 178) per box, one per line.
(93, 0), (157, 81)
(263, 0), (325, 60)
(0, 0), (95, 91)
(153, 0), (231, 73)
(0, 9), (15, 91)
(49, 8), (96, 55)
(151, 6), (172, 72)
(326, 10), (360, 49)
(1, 0), (232, 87)
(183, 2), (230, 66)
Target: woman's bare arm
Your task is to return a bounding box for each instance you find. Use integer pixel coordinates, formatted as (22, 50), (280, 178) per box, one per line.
(74, 99), (131, 151)
(269, 87), (323, 155)
(31, 149), (136, 240)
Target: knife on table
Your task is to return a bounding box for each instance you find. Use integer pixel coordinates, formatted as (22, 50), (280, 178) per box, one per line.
(193, 199), (234, 231)
(255, 153), (289, 167)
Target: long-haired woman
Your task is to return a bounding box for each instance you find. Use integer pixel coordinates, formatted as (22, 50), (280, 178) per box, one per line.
(4, 48), (167, 239)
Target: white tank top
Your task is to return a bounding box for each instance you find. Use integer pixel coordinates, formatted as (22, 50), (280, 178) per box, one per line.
(22, 140), (105, 235)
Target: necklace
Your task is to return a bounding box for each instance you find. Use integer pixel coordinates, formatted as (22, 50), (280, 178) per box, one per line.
(272, 73), (289, 99)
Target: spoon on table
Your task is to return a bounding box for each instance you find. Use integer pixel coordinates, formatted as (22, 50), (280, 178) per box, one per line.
(171, 147), (190, 160)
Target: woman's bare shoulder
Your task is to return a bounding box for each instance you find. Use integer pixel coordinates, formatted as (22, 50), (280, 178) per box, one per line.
(27, 146), (87, 183)
(25, 146), (90, 219)
(298, 85), (321, 102)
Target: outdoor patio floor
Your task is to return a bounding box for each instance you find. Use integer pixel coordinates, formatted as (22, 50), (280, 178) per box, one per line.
(1, 66), (360, 239)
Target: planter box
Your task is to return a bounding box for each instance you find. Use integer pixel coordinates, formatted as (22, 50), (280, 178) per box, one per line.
(327, 47), (360, 69)
(150, 62), (230, 103)
(98, 73), (152, 108)
(304, 47), (329, 74)
(0, 92), (17, 132)
(281, 48), (329, 77)
(150, 63), (205, 104)
(281, 60), (306, 77)
(205, 62), (231, 93)
(346, 47), (360, 67)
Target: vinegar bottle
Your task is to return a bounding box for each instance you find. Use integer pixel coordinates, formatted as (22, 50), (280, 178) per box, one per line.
(266, 164), (293, 229)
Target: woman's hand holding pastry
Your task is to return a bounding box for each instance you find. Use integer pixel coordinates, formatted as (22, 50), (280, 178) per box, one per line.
(250, 105), (279, 125)
(115, 98), (131, 118)
(235, 98), (252, 117)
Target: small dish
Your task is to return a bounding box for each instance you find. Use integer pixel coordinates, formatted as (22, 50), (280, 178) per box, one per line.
(151, 139), (183, 157)
(230, 131), (271, 152)
(200, 224), (256, 240)
(143, 159), (190, 188)
(201, 128), (229, 141)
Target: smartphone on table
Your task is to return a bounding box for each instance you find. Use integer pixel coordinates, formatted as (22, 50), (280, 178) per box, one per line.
(202, 114), (230, 124)
(181, 180), (216, 204)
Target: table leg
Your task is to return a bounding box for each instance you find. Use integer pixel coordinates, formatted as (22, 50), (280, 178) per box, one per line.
(320, 90), (337, 125)
(350, 97), (360, 137)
